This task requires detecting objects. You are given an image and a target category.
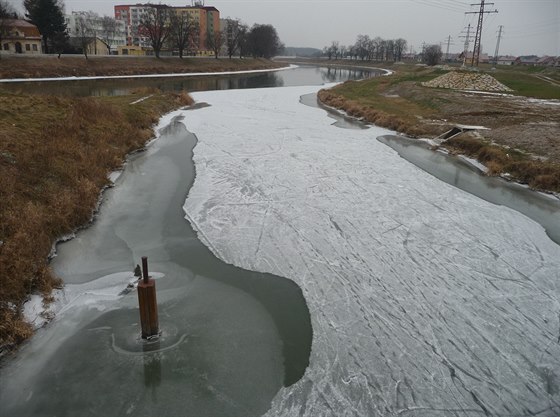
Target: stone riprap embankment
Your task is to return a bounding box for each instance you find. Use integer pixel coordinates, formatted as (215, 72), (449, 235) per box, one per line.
(422, 71), (513, 92)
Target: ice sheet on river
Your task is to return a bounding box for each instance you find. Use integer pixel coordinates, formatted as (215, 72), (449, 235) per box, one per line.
(182, 86), (560, 416)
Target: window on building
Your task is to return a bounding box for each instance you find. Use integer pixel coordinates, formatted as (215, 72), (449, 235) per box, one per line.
(3, 43), (8, 51)
(25, 44), (31, 51)
(32, 44), (37, 51)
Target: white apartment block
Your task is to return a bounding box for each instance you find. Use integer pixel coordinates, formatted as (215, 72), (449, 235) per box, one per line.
(65, 11), (127, 53)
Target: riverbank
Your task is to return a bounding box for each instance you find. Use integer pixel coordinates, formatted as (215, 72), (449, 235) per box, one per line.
(0, 88), (192, 352)
(314, 61), (560, 193)
(0, 55), (283, 79)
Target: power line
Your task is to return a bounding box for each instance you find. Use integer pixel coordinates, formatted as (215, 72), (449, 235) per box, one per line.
(492, 25), (503, 66)
(458, 23), (472, 66)
(465, 0), (498, 66)
(412, 0), (466, 13)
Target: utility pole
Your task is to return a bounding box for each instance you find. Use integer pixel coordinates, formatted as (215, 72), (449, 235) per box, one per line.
(458, 23), (472, 67)
(493, 25), (504, 66)
(466, 0), (498, 67)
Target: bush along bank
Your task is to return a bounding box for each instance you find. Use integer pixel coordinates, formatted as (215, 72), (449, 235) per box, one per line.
(0, 89), (193, 353)
(442, 134), (560, 193)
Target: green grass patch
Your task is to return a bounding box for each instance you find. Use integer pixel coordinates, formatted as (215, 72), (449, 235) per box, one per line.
(491, 71), (560, 99)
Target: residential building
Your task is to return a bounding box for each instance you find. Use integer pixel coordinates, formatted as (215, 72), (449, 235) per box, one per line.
(65, 11), (127, 54)
(458, 51), (490, 64)
(496, 55), (516, 65)
(68, 36), (114, 56)
(1, 19), (42, 54)
(116, 44), (152, 55)
(114, 4), (152, 47)
(515, 55), (539, 65)
(114, 1), (220, 56)
(536, 56), (558, 67)
(169, 3), (219, 56)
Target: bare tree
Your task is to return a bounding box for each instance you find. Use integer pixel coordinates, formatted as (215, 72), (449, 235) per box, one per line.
(347, 44), (357, 60)
(74, 13), (96, 59)
(100, 16), (118, 55)
(423, 44), (442, 66)
(394, 38), (407, 62)
(224, 18), (243, 59)
(385, 39), (395, 61)
(205, 29), (223, 59)
(169, 10), (196, 58)
(237, 23), (248, 58)
(323, 41), (341, 60)
(354, 34), (370, 60)
(139, 5), (171, 58)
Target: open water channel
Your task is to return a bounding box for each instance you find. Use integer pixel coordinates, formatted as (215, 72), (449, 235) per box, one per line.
(1, 65), (558, 416)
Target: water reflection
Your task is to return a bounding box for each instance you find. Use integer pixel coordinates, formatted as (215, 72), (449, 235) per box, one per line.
(143, 341), (162, 390)
(321, 66), (371, 83)
(0, 65), (379, 97)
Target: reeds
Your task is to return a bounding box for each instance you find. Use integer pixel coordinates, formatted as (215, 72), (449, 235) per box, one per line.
(445, 135), (560, 192)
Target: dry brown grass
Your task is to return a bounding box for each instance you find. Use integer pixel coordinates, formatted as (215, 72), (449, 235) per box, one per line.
(0, 56), (282, 79)
(318, 89), (431, 137)
(444, 135), (560, 192)
(0, 89), (191, 352)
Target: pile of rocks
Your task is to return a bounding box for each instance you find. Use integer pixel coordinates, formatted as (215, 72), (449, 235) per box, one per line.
(422, 71), (513, 92)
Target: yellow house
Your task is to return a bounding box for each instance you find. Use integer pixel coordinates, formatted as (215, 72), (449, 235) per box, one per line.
(70, 36), (111, 56)
(1, 19), (42, 54)
(117, 45), (152, 56)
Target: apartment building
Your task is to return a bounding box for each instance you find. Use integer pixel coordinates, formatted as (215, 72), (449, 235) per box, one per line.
(114, 1), (220, 56)
(170, 2), (219, 56)
(114, 4), (152, 47)
(65, 11), (127, 54)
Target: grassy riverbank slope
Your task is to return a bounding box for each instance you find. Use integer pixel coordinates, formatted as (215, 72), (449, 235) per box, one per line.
(312, 60), (560, 193)
(0, 55), (283, 79)
(0, 89), (192, 352)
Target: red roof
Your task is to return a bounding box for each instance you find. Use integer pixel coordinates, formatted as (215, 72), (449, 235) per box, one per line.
(4, 19), (41, 38)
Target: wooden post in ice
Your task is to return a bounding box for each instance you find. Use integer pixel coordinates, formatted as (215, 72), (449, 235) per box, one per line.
(138, 256), (159, 339)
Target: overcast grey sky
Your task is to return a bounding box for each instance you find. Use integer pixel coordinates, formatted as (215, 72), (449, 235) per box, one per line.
(11, 0), (560, 56)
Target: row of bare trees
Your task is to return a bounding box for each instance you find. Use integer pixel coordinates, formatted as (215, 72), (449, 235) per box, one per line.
(323, 35), (408, 62)
(207, 20), (284, 59)
(139, 6), (283, 59)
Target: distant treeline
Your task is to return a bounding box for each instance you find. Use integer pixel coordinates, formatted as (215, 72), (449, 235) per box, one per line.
(323, 35), (408, 61)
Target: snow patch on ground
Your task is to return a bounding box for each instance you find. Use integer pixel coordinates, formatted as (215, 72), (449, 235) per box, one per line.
(0, 65), (297, 83)
(22, 272), (164, 329)
(181, 86), (560, 416)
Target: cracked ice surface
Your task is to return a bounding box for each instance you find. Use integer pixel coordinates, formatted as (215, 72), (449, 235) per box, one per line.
(182, 86), (560, 416)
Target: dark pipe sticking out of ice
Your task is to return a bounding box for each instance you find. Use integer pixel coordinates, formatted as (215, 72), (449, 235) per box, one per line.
(137, 256), (160, 339)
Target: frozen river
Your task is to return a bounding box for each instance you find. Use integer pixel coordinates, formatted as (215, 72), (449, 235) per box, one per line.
(183, 86), (560, 416)
(1, 68), (559, 416)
